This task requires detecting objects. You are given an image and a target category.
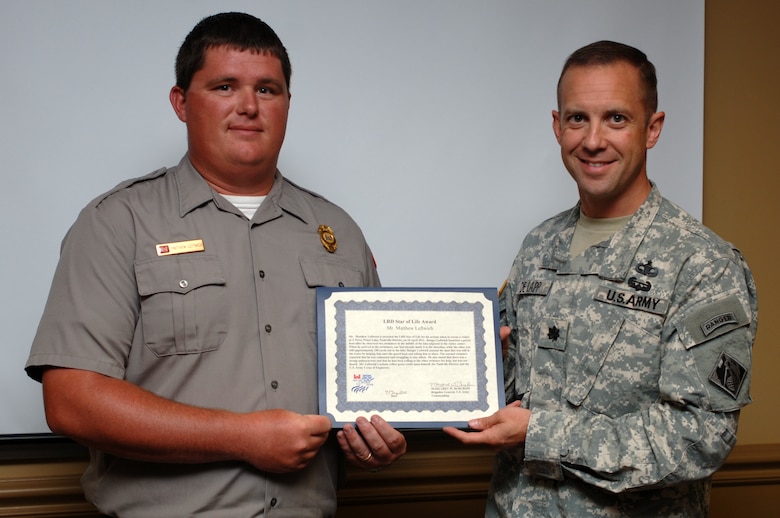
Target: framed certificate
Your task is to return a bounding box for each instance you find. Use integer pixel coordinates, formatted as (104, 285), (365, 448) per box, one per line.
(316, 287), (505, 428)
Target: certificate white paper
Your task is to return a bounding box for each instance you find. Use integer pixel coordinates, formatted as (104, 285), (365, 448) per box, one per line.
(316, 287), (504, 428)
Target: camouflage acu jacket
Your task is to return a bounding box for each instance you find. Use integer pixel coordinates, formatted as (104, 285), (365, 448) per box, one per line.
(492, 185), (758, 517)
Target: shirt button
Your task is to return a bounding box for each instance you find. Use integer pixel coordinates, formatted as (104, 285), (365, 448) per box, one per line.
(271, 380), (279, 389)
(270, 497), (277, 507)
(178, 280), (188, 289)
(265, 324), (272, 333)
(258, 270), (265, 278)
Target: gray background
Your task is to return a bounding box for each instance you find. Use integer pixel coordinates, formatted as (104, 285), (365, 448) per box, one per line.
(0, 0), (703, 435)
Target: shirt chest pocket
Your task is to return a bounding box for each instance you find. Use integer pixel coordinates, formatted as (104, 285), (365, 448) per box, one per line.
(135, 255), (227, 357)
(299, 257), (364, 288)
(298, 257), (365, 336)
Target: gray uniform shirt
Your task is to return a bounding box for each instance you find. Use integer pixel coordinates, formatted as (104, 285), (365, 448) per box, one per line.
(493, 185), (758, 517)
(26, 156), (380, 517)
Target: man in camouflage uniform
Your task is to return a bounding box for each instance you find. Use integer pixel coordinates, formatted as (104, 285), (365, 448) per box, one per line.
(444, 41), (758, 517)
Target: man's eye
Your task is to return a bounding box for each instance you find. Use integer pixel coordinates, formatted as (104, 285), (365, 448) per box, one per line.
(611, 114), (625, 123)
(570, 114), (584, 123)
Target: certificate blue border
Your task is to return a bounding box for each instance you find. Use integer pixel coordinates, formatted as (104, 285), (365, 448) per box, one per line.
(316, 287), (504, 428)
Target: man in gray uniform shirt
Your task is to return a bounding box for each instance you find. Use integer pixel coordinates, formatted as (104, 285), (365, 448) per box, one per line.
(445, 41), (758, 517)
(26, 12), (405, 517)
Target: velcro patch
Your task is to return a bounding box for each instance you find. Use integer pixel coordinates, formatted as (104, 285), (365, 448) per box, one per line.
(517, 279), (552, 296)
(593, 284), (669, 315)
(708, 352), (747, 399)
(681, 294), (749, 347)
(701, 312), (738, 337)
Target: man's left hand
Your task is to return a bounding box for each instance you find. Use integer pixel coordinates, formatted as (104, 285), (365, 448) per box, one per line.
(336, 415), (407, 470)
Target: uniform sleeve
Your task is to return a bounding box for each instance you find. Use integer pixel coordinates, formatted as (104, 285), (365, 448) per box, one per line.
(523, 249), (758, 492)
(26, 200), (139, 382)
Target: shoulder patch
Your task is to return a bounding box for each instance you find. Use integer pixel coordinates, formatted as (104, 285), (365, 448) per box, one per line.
(681, 294), (749, 348)
(708, 351), (747, 400)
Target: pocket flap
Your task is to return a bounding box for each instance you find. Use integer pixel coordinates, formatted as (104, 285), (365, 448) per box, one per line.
(299, 257), (362, 288)
(564, 317), (623, 406)
(135, 255), (226, 296)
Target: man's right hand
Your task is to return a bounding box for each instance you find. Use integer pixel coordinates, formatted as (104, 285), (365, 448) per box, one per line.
(241, 409), (331, 472)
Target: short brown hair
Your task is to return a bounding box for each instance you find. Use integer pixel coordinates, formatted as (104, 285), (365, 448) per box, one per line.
(175, 12), (292, 93)
(557, 40), (658, 117)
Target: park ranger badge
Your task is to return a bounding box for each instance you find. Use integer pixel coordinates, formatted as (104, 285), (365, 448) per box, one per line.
(708, 351), (747, 399)
(318, 225), (337, 253)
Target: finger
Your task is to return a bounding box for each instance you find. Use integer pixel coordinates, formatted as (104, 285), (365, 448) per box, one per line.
(442, 426), (468, 440)
(338, 423), (374, 464)
(306, 414), (333, 437)
(467, 415), (491, 431)
(442, 426), (488, 445)
(500, 326), (511, 356)
(363, 415), (406, 456)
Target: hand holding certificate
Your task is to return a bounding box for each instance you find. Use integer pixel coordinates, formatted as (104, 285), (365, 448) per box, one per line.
(316, 288), (505, 428)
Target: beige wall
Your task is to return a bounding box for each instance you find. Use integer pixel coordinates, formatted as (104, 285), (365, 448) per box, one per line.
(704, 0), (780, 445)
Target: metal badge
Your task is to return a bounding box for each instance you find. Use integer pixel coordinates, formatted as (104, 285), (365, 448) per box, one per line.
(628, 277), (652, 292)
(318, 225), (338, 253)
(635, 260), (659, 277)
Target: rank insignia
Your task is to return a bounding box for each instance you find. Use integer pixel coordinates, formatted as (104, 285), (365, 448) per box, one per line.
(708, 352), (747, 399)
(547, 325), (560, 341)
(318, 225), (338, 253)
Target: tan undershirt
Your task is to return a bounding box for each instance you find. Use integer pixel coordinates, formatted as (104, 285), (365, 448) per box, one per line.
(570, 211), (631, 258)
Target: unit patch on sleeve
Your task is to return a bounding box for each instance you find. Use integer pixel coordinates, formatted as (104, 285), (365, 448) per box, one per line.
(708, 351), (747, 399)
(680, 294), (750, 346)
(701, 312), (738, 337)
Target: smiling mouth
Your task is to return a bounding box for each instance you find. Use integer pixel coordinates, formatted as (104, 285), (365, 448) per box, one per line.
(579, 158), (614, 169)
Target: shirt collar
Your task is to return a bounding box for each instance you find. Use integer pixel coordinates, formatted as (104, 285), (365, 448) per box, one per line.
(543, 183), (662, 281)
(174, 154), (311, 225)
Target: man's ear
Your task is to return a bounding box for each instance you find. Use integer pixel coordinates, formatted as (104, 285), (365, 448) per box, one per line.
(646, 111), (665, 149)
(552, 110), (563, 144)
(169, 86), (187, 123)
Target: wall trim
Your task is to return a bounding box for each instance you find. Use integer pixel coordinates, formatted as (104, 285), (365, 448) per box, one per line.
(0, 434), (778, 516)
(711, 443), (780, 486)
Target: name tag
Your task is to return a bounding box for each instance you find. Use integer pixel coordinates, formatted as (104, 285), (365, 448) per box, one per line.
(155, 239), (205, 257)
(517, 280), (552, 296)
(594, 284), (669, 315)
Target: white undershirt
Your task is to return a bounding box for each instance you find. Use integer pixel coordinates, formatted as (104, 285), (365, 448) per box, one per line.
(222, 194), (266, 219)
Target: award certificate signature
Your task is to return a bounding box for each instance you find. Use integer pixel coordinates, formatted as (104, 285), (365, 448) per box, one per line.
(316, 287), (504, 428)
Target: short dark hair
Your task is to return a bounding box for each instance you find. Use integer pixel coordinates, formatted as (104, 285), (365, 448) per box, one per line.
(175, 12), (292, 92)
(557, 40), (658, 117)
